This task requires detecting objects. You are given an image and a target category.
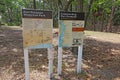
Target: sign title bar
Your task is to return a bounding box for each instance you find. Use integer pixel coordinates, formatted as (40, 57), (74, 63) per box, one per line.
(60, 11), (84, 20)
(22, 9), (52, 19)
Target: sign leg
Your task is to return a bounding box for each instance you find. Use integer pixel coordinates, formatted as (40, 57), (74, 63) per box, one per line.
(77, 45), (83, 74)
(48, 48), (54, 78)
(57, 47), (62, 75)
(24, 48), (30, 80)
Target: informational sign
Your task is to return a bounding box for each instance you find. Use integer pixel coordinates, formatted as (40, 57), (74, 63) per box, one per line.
(59, 11), (84, 47)
(22, 9), (53, 49)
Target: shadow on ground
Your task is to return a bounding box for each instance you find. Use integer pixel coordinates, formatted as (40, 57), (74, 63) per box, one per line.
(82, 38), (120, 80)
(0, 27), (120, 80)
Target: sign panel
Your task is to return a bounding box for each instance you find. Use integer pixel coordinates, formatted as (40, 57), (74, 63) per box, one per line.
(59, 11), (84, 47)
(22, 9), (53, 49)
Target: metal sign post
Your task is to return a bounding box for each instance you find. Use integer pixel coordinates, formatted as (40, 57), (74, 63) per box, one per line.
(77, 45), (83, 73)
(24, 48), (30, 80)
(57, 47), (62, 75)
(48, 48), (54, 78)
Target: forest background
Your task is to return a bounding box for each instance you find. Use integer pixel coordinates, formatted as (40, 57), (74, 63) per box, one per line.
(0, 0), (120, 32)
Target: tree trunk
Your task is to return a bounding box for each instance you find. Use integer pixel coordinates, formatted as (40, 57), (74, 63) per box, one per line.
(84, 0), (93, 29)
(107, 5), (115, 32)
(33, 0), (36, 9)
(101, 11), (104, 32)
(58, 0), (63, 9)
(6, 7), (13, 23)
(0, 21), (1, 28)
(92, 13), (96, 31)
(77, 0), (83, 12)
(70, 3), (72, 11)
(64, 0), (74, 11)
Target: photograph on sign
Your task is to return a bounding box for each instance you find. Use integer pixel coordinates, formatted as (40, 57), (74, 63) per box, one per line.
(72, 21), (84, 46)
(59, 11), (84, 47)
(22, 9), (53, 49)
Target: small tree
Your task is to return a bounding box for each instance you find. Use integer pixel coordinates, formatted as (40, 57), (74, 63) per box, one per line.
(107, 0), (116, 32)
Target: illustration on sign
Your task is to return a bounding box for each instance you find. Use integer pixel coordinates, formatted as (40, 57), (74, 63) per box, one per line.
(22, 9), (53, 49)
(59, 11), (84, 47)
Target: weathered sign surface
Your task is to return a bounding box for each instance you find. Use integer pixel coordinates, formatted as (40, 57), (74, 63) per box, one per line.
(59, 11), (84, 47)
(22, 9), (53, 49)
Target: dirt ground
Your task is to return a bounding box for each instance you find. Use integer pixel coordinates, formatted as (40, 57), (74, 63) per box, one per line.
(0, 26), (120, 80)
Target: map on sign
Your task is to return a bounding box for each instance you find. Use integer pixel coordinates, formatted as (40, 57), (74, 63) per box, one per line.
(59, 11), (84, 47)
(22, 9), (53, 49)
(59, 20), (72, 47)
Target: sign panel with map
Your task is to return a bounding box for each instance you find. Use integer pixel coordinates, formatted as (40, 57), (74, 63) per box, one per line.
(22, 9), (53, 49)
(59, 11), (84, 47)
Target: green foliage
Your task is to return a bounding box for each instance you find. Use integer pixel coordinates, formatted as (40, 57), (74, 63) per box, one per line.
(0, 0), (23, 26)
(114, 4), (120, 25)
(112, 0), (120, 25)
(0, 0), (120, 27)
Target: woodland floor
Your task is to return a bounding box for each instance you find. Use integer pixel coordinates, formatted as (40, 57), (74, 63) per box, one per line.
(0, 26), (120, 80)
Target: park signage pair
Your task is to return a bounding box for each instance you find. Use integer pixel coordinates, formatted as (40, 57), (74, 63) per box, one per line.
(22, 9), (84, 79)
